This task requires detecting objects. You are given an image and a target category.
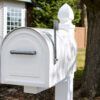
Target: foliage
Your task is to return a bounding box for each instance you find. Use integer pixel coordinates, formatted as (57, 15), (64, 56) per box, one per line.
(31, 0), (81, 28)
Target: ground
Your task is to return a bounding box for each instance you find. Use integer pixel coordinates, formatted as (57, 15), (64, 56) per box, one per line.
(0, 85), (54, 100)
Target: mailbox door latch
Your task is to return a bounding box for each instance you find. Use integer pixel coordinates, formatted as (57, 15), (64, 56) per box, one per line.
(10, 50), (37, 55)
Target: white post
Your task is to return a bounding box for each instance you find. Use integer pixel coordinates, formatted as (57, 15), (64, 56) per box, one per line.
(55, 74), (74, 100)
(55, 3), (77, 100)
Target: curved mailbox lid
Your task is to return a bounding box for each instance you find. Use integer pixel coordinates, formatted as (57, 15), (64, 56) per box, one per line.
(34, 28), (66, 87)
(1, 27), (53, 87)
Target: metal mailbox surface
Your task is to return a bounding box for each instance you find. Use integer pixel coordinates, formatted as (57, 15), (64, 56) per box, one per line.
(1, 27), (65, 88)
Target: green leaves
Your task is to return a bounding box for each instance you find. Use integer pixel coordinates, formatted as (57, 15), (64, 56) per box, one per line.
(31, 0), (81, 28)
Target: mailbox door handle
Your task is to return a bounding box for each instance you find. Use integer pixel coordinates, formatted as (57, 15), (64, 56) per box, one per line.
(10, 50), (36, 55)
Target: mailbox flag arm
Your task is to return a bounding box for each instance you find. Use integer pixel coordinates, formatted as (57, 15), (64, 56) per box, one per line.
(10, 50), (37, 55)
(54, 20), (59, 64)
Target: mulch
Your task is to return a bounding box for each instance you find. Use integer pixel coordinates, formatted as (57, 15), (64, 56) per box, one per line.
(0, 84), (54, 100)
(0, 82), (100, 100)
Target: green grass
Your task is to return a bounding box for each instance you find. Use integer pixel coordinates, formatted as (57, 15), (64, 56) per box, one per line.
(77, 49), (85, 70)
(75, 49), (86, 79)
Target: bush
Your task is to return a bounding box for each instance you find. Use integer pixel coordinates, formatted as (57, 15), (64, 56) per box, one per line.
(31, 0), (81, 28)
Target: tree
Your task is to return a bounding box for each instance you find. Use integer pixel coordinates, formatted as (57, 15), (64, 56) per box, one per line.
(75, 0), (100, 99)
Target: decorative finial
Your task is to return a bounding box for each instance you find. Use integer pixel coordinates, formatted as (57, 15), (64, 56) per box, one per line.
(58, 3), (74, 23)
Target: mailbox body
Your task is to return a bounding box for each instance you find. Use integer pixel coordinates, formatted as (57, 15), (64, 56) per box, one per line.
(1, 27), (66, 88)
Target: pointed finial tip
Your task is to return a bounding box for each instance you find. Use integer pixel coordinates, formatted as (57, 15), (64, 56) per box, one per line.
(58, 3), (74, 23)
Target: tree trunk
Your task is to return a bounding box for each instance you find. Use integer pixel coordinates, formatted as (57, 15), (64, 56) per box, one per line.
(75, 1), (100, 99)
(26, 3), (33, 27)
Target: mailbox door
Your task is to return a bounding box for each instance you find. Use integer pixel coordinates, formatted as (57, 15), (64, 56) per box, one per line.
(1, 28), (49, 87)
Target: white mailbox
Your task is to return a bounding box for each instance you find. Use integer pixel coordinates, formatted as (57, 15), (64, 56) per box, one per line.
(1, 3), (77, 98)
(1, 27), (67, 92)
